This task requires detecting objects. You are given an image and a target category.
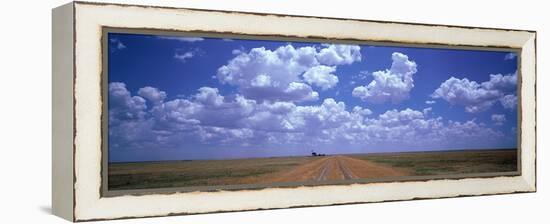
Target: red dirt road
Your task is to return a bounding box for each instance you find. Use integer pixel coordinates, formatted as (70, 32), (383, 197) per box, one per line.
(260, 155), (408, 183)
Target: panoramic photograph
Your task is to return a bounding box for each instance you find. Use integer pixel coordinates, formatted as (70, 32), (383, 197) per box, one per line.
(106, 32), (519, 191)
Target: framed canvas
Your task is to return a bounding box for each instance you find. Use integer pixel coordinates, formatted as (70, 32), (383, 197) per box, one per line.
(52, 1), (537, 222)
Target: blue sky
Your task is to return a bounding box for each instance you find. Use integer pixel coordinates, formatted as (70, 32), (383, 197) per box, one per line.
(108, 32), (518, 162)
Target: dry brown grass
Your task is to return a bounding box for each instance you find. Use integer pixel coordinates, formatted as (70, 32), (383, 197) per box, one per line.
(109, 149), (517, 190)
(351, 149), (517, 176)
(108, 156), (318, 190)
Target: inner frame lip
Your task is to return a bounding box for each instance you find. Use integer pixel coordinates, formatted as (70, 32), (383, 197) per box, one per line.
(100, 26), (523, 198)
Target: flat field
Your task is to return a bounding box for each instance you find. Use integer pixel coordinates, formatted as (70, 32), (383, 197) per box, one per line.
(350, 149), (517, 176)
(108, 156), (318, 190)
(108, 149), (517, 190)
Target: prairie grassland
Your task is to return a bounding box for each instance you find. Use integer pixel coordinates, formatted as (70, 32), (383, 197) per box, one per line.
(108, 156), (319, 190)
(350, 149), (517, 176)
(108, 149), (517, 190)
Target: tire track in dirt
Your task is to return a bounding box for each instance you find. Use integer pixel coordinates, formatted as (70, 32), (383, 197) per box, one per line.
(336, 157), (357, 180)
(259, 155), (408, 183)
(316, 159), (331, 181)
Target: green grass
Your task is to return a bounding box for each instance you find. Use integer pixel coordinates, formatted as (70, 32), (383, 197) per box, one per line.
(350, 149), (518, 176)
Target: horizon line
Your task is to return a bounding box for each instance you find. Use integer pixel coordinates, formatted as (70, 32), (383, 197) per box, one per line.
(108, 147), (517, 164)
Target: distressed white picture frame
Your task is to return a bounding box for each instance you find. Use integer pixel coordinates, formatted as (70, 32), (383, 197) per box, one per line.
(52, 1), (536, 222)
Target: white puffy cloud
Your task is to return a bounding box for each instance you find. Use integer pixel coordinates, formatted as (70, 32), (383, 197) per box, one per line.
(439, 119), (504, 144)
(109, 43), (517, 157)
(491, 114), (506, 125)
(216, 44), (360, 102)
(138, 86), (166, 105)
(282, 82), (320, 101)
(316, 44), (361, 65)
(217, 45), (316, 86)
(110, 82), (508, 154)
(194, 87), (225, 106)
(217, 45), (318, 102)
(481, 72), (517, 91)
(500, 94), (517, 109)
(351, 86), (369, 99)
(352, 52), (417, 104)
(239, 98), (359, 134)
(151, 87), (255, 130)
(261, 101), (296, 114)
(431, 72), (517, 113)
(358, 108), (504, 148)
(195, 126), (254, 144)
(302, 65), (339, 90)
(288, 98), (356, 131)
(431, 77), (501, 113)
(352, 106), (372, 116)
(250, 74), (272, 87)
(109, 82), (147, 123)
(377, 108), (424, 126)
(149, 98), (202, 132)
(108, 118), (158, 151)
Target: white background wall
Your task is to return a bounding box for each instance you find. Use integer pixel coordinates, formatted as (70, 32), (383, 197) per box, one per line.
(0, 0), (546, 223)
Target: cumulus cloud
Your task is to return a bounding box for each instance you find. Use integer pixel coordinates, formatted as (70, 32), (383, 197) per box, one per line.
(282, 82), (320, 101)
(316, 44), (362, 65)
(352, 106), (372, 116)
(216, 44), (360, 102)
(194, 87), (225, 106)
(377, 108), (424, 126)
(360, 108), (503, 148)
(431, 72), (517, 113)
(138, 86), (166, 105)
(262, 101), (296, 114)
(109, 82), (147, 122)
(110, 82), (507, 153)
(288, 98), (356, 131)
(482, 73), (517, 91)
(217, 45), (317, 102)
(431, 77), (500, 113)
(352, 52), (417, 104)
(303, 65), (339, 90)
(500, 94), (517, 109)
(491, 114), (506, 125)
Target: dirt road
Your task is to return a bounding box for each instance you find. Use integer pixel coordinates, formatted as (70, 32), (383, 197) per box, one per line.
(260, 155), (408, 183)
